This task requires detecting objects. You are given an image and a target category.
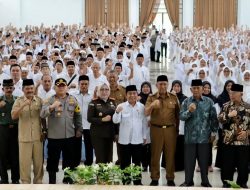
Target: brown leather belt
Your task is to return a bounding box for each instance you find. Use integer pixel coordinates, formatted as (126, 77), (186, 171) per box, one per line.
(152, 124), (174, 129)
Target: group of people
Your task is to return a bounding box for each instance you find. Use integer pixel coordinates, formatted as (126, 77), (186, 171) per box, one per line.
(0, 23), (249, 188)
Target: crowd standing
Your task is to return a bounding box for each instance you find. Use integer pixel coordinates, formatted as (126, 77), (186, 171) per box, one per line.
(0, 23), (249, 188)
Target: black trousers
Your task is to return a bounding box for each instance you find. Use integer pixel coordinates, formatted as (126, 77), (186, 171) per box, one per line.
(83, 129), (93, 166)
(73, 136), (82, 167)
(120, 143), (142, 185)
(184, 143), (209, 184)
(161, 43), (167, 57)
(141, 143), (151, 169)
(156, 51), (160, 62)
(150, 47), (155, 61)
(47, 137), (75, 172)
(221, 145), (249, 186)
(0, 124), (19, 183)
(215, 128), (223, 168)
(91, 136), (113, 164)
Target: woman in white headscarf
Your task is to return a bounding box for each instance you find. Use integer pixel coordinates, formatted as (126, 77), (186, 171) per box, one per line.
(216, 66), (236, 95)
(196, 68), (216, 95)
(183, 62), (198, 97)
(241, 70), (250, 103)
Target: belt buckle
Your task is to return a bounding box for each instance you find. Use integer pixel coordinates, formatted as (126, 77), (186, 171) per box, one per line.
(162, 125), (166, 129)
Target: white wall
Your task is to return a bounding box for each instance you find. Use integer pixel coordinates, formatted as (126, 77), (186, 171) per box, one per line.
(20, 0), (83, 27)
(182, 0), (193, 28)
(0, 0), (84, 28)
(0, 0), (21, 27)
(238, 0), (250, 27)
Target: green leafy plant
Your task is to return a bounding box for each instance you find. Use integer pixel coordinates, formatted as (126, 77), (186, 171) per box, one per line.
(225, 180), (241, 188)
(64, 163), (142, 185)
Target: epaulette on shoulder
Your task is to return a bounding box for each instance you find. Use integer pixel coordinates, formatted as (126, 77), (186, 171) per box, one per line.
(169, 92), (177, 96)
(109, 97), (115, 101)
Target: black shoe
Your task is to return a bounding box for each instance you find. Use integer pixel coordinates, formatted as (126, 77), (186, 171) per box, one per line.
(49, 172), (56, 184)
(63, 177), (73, 184)
(167, 180), (175, 186)
(240, 184), (248, 189)
(0, 180), (9, 184)
(201, 182), (212, 187)
(222, 184), (230, 188)
(180, 182), (194, 187)
(150, 180), (158, 186)
(12, 181), (20, 184)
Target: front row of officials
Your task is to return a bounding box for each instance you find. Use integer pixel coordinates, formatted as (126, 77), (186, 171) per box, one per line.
(0, 75), (249, 188)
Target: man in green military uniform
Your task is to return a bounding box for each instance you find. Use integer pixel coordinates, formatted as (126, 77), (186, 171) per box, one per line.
(0, 79), (19, 184)
(40, 78), (82, 184)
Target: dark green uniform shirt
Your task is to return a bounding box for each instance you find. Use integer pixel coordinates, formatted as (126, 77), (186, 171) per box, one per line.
(0, 95), (18, 125)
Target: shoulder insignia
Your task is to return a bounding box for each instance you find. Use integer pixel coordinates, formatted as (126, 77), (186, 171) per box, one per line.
(89, 103), (95, 106)
(74, 104), (81, 113)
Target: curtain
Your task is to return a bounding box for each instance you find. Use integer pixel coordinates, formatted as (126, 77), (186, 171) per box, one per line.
(194, 0), (237, 29)
(140, 0), (160, 27)
(85, 0), (105, 26)
(107, 0), (129, 27)
(164, 0), (179, 27)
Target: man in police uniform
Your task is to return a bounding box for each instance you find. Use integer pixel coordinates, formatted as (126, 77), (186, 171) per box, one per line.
(145, 75), (180, 186)
(107, 70), (126, 165)
(40, 78), (82, 184)
(0, 79), (19, 184)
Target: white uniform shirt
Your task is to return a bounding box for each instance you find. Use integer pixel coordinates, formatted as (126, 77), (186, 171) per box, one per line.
(37, 86), (56, 100)
(130, 64), (150, 92)
(73, 91), (93, 130)
(87, 73), (108, 94)
(13, 79), (23, 97)
(113, 101), (147, 145)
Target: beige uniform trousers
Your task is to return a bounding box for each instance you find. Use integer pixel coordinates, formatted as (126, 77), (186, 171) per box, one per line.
(19, 141), (44, 184)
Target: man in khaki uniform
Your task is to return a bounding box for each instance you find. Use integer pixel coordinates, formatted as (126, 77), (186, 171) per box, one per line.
(11, 79), (44, 184)
(145, 75), (180, 186)
(107, 70), (126, 165)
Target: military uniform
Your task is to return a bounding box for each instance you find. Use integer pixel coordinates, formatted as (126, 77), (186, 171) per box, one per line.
(145, 92), (180, 182)
(0, 95), (19, 183)
(40, 93), (82, 183)
(87, 98), (118, 163)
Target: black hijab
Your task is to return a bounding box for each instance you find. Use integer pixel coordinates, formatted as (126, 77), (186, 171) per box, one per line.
(217, 80), (235, 108)
(139, 81), (152, 105)
(171, 80), (187, 104)
(202, 81), (217, 103)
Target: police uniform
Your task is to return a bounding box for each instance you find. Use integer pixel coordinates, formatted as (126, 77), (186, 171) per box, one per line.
(87, 97), (118, 163)
(145, 75), (180, 185)
(0, 79), (19, 184)
(40, 78), (82, 184)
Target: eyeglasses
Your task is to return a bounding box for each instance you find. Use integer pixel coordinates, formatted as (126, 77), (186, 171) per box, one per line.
(199, 72), (205, 75)
(224, 70), (230, 73)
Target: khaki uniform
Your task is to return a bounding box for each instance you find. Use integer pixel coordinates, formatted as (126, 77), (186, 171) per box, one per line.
(11, 96), (43, 184)
(145, 92), (180, 181)
(110, 85), (126, 105)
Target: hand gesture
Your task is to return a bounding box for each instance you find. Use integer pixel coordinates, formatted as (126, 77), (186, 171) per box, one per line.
(102, 115), (112, 122)
(228, 110), (237, 118)
(188, 103), (196, 112)
(51, 100), (61, 109)
(151, 99), (160, 108)
(116, 106), (123, 113)
(22, 99), (31, 107)
(0, 100), (6, 108)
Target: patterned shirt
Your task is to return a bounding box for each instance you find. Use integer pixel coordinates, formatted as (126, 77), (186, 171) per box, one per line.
(180, 96), (218, 144)
(218, 101), (250, 145)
